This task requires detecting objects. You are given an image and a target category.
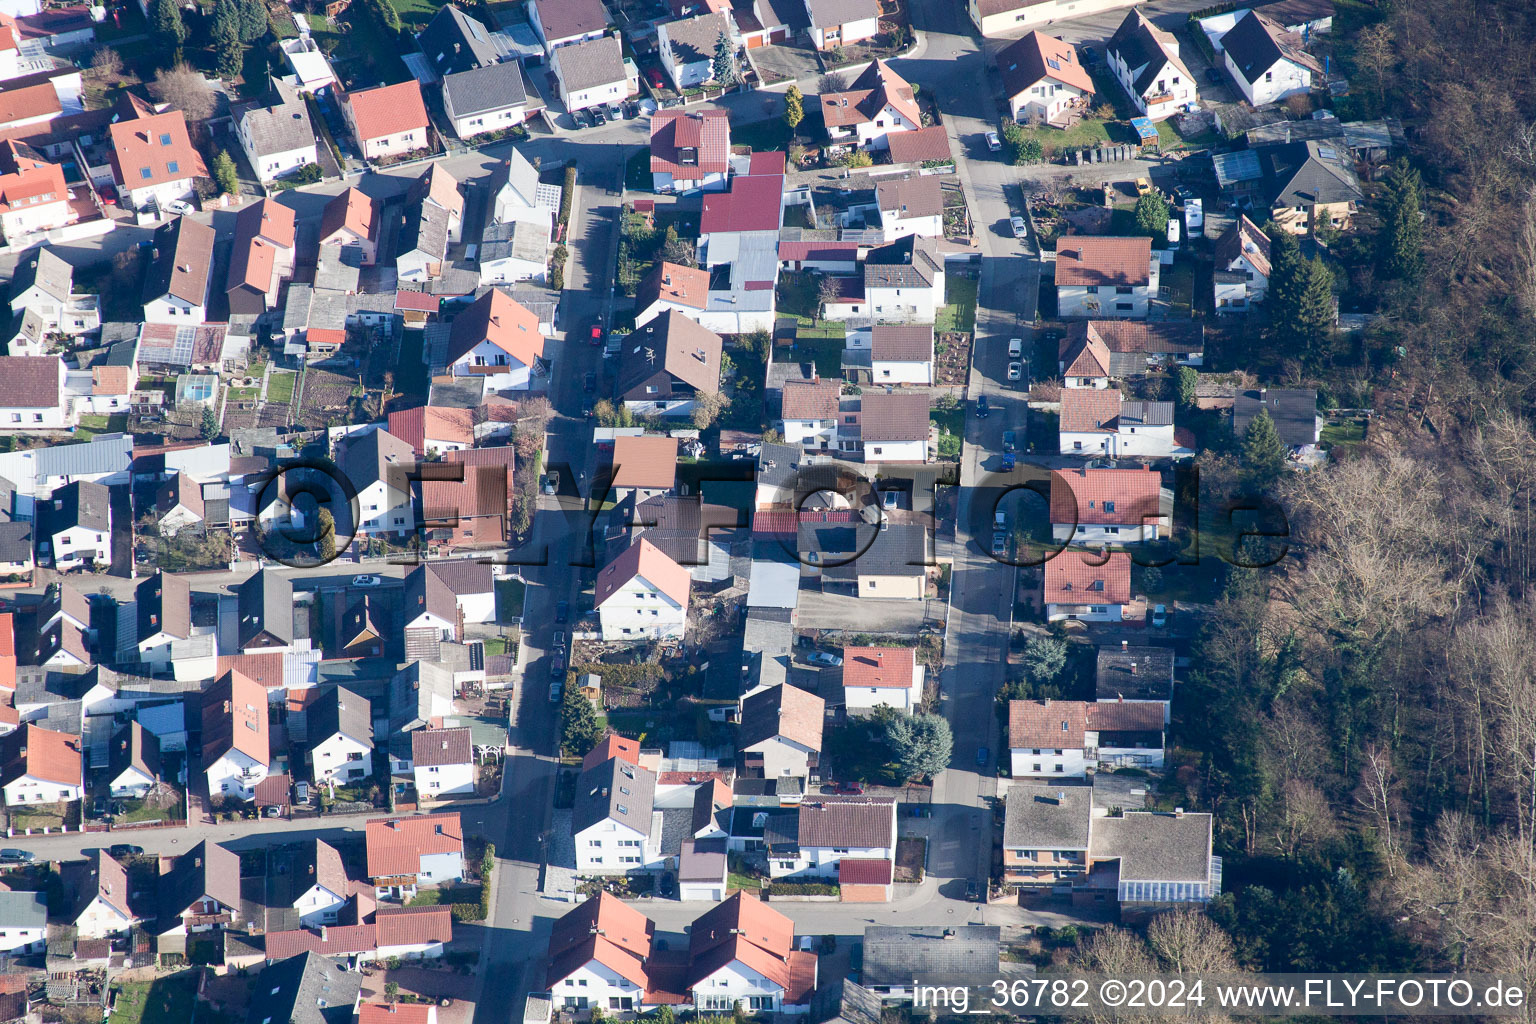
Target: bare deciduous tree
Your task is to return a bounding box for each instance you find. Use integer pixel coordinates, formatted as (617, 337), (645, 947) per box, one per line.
(1146, 910), (1240, 974)
(151, 64), (217, 122)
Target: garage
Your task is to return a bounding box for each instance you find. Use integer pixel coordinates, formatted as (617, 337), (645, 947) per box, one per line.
(679, 838), (728, 901)
(769, 26), (787, 42)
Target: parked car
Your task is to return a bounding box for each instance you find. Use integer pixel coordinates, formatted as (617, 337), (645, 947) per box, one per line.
(1080, 45), (1097, 65)
(583, 372), (597, 393)
(883, 490), (899, 509)
(263, 805), (282, 817)
(608, 103), (623, 120)
(352, 575), (382, 587)
(295, 781), (310, 803)
(1002, 430), (1017, 452)
(1152, 603), (1168, 627)
(965, 880), (982, 902)
(833, 781), (865, 795)
(107, 844), (143, 858)
(1008, 337), (1023, 358)
(589, 106), (607, 125)
(991, 531), (1008, 557)
(1009, 215), (1027, 238)
(647, 68), (664, 88)
(1001, 452), (1017, 471)
(555, 600), (570, 624)
(1204, 66), (1223, 86)
(976, 746), (989, 767)
(551, 631), (566, 650)
(1007, 361), (1023, 382)
(549, 652), (566, 679)
(570, 109), (589, 129)
(976, 394), (990, 418)
(0, 850), (32, 865)
(163, 198), (194, 216)
(985, 131), (1002, 152)
(807, 650), (843, 667)
(1172, 184), (1195, 204)
(92, 797), (107, 816)
(583, 400), (595, 419)
(659, 873), (676, 898)
(543, 472), (559, 495)
(1135, 177), (1154, 196)
(549, 681), (563, 702)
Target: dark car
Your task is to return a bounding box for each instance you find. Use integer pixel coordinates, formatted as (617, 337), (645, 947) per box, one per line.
(966, 880), (983, 902)
(589, 106), (607, 125)
(549, 652), (566, 679)
(1080, 45), (1097, 65)
(976, 394), (990, 419)
(583, 372), (597, 393)
(1002, 429), (1017, 452)
(1204, 66), (1223, 86)
(555, 600), (570, 624)
(569, 109), (588, 130)
(0, 850), (33, 864)
(107, 844), (144, 858)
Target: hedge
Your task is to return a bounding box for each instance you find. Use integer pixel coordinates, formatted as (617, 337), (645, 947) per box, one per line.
(767, 881), (839, 896)
(450, 902), (484, 922)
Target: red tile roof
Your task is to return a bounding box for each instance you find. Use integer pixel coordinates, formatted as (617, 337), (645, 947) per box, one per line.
(582, 733), (640, 771)
(777, 239), (861, 263)
(609, 435), (679, 490)
(0, 140), (64, 214)
(446, 288), (544, 370)
(1008, 698), (1164, 747)
(0, 613), (14, 692)
(200, 670), (269, 766)
(1042, 551), (1131, 605)
(365, 813), (464, 878)
(1054, 236), (1152, 287)
(0, 82), (59, 128)
(389, 405), (474, 455)
(265, 924), (376, 959)
(998, 30), (1094, 98)
(108, 108), (206, 190)
(320, 187), (378, 245)
(346, 81), (429, 142)
(1048, 467), (1161, 527)
(650, 110), (730, 180)
(887, 125), (952, 165)
(1059, 388), (1123, 433)
(0, 723), (80, 787)
(595, 537), (691, 609)
(360, 1005), (435, 1024)
(546, 892), (654, 990)
(841, 646), (915, 689)
(701, 170), (784, 234)
(687, 894), (813, 1002)
(638, 261), (709, 312)
(375, 905), (454, 946)
(780, 380), (842, 421)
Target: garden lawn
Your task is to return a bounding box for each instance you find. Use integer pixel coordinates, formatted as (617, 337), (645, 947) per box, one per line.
(112, 973), (198, 1024)
(266, 372), (297, 405)
(777, 271), (820, 322)
(116, 800), (172, 823)
(1162, 260), (1194, 316)
(729, 119), (791, 152)
(1016, 116), (1113, 157)
(775, 335), (842, 378)
(75, 414), (130, 437)
(625, 150), (651, 191)
(1320, 419), (1367, 448)
(936, 276), (978, 333)
(728, 872), (763, 892)
(495, 578), (525, 622)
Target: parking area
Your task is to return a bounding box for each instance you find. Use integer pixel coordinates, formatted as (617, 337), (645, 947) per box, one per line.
(748, 42), (822, 84)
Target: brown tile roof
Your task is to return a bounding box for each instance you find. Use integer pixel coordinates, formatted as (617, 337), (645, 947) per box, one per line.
(625, 309), (723, 394)
(1009, 698), (1164, 747)
(870, 324), (933, 362)
(1089, 699), (1166, 733)
(1080, 320), (1206, 355)
(307, 838), (348, 898)
(533, 0), (607, 39)
(200, 669), (269, 766)
(650, 110), (730, 179)
(374, 905), (453, 946)
(1054, 236), (1152, 287)
(998, 30), (1093, 99)
(108, 107), (206, 190)
(887, 125), (952, 165)
(1215, 213), (1272, 278)
(388, 405), (474, 455)
(1059, 388), (1122, 433)
(320, 187), (378, 245)
(409, 163), (463, 218)
(365, 813), (463, 878)
(797, 796), (895, 848)
(1048, 467), (1161, 527)
(739, 683), (824, 753)
(411, 727), (473, 767)
(1060, 333), (1111, 377)
(91, 365), (133, 395)
(1042, 551), (1132, 606)
(595, 537), (692, 608)
(838, 858), (893, 885)
(0, 355), (58, 408)
(582, 733), (640, 771)
(146, 216), (216, 308)
(875, 175), (942, 220)
(780, 380), (842, 421)
(609, 435), (679, 490)
(216, 653), (285, 690)
(155, 472), (204, 519)
(345, 81), (428, 142)
(265, 923), (376, 959)
(0, 82), (59, 127)
(253, 772), (290, 806)
(0, 723), (79, 787)
(859, 392), (930, 441)
(842, 646), (915, 689)
(637, 261), (708, 312)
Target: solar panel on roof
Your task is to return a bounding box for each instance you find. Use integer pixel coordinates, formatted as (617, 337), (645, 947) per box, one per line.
(172, 326), (196, 365)
(1046, 57), (1060, 70)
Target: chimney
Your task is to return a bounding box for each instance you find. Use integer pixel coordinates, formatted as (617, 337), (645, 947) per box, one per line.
(1121, 640), (1128, 650)
(942, 929), (956, 938)
(320, 926), (328, 941)
(389, 819), (400, 829)
(1174, 807), (1184, 817)
(1130, 662), (1138, 676)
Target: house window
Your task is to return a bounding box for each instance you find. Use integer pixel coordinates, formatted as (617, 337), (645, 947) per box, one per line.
(1116, 302), (1133, 311)
(1264, 71), (1272, 82)
(1032, 763), (1041, 772)
(1115, 286), (1132, 294)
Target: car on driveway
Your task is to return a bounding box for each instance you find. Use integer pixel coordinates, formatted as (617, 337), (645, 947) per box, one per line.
(549, 652), (566, 679)
(965, 880), (983, 902)
(108, 844), (143, 858)
(570, 110), (588, 130)
(589, 106), (607, 125)
(353, 575), (382, 587)
(807, 650), (843, 667)
(583, 372), (596, 393)
(833, 781), (865, 795)
(1204, 66), (1223, 86)
(1080, 45), (1097, 65)
(1172, 184), (1195, 204)
(647, 68), (664, 88)
(1152, 603), (1168, 627)
(985, 131), (1001, 152)
(976, 746), (989, 767)
(1007, 361), (1023, 382)
(1010, 215), (1027, 238)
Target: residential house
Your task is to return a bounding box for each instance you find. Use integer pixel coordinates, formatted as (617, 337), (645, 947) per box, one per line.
(841, 646), (924, 714)
(1214, 214), (1271, 311)
(337, 427), (416, 538)
(478, 218), (550, 285)
(0, 524), (29, 578)
(0, 723), (79, 804)
(1254, 138), (1362, 234)
(552, 35), (628, 113)
(339, 593), (387, 658)
(803, 0), (877, 49)
(871, 174), (941, 240)
(1002, 781), (1093, 888)
(574, 756), (660, 873)
(861, 926), (1001, 997)
(999, 30), (1094, 126)
(779, 380), (842, 449)
(1007, 698), (1165, 777)
(155, 472), (205, 537)
(846, 324), (933, 385)
(0, 82), (61, 135)
(529, 0), (609, 52)
(396, 198), (452, 283)
(1086, 809), (1219, 916)
(412, 726), (475, 797)
(811, 521), (929, 599)
(544, 893), (668, 1013)
(307, 686), (372, 785)
(765, 796), (896, 885)
(658, 13), (733, 91)
(410, 164), (464, 244)
(1053, 236), (1157, 319)
(342, 81), (430, 162)
(1058, 320), (1204, 383)
(262, 908), (453, 962)
(247, 952), (361, 1024)
(291, 838), (349, 926)
(886, 123), (953, 166)
(279, 33), (339, 93)
(155, 840), (242, 936)
(1049, 467), (1164, 546)
(225, 199), (298, 316)
(679, 838), (729, 902)
(1096, 642), (1174, 722)
(444, 288), (545, 394)
(686, 893), (816, 1013)
(233, 77), (318, 183)
(634, 262), (708, 324)
(739, 683), (823, 781)
(402, 561), (461, 646)
(616, 310), (723, 419)
(488, 149), (553, 227)
(1106, 8), (1196, 121)
(858, 392), (929, 463)
(695, 152), (785, 333)
(777, 239), (861, 274)
(142, 216), (215, 324)
(595, 537), (691, 641)
(860, 235), (944, 324)
(1042, 550), (1132, 622)
(608, 434), (679, 505)
(819, 60), (918, 150)
(418, 4), (497, 78)
(36, 479), (110, 569)
(1231, 387), (1318, 447)
(444, 62), (531, 140)
(236, 568), (295, 652)
(584, 734), (642, 772)
(1221, 9), (1321, 107)
(106, 720), (161, 798)
(366, 813), (465, 899)
(0, 892), (44, 953)
(1196, 0), (1333, 46)
(67, 849), (136, 939)
(9, 247), (97, 339)
(0, 139), (70, 240)
(416, 446), (517, 551)
(319, 188), (381, 266)
(201, 669), (270, 801)
(134, 570), (192, 669)
(0, 355), (64, 429)
(650, 110), (731, 193)
(388, 407), (471, 458)
(107, 98), (205, 211)
(968, 0), (1136, 36)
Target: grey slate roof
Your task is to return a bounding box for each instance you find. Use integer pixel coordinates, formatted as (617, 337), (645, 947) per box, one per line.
(399, 199), (452, 262)
(443, 61), (528, 118)
(805, 0), (878, 30)
(0, 521), (31, 563)
(813, 978), (883, 1024)
(247, 951), (361, 1024)
(235, 78), (315, 159)
(573, 756), (657, 833)
(418, 4), (498, 76)
(1256, 139), (1363, 208)
(0, 890), (46, 929)
(481, 218), (549, 264)
(861, 925), (1001, 987)
(9, 247), (71, 304)
(35, 433), (132, 480)
(39, 480), (110, 535)
(389, 661), (455, 733)
(1096, 645), (1175, 702)
(488, 149), (541, 210)
(1118, 400), (1174, 427)
(1003, 782), (1093, 851)
(1088, 810), (1213, 882)
(338, 426), (414, 492)
(1232, 387), (1318, 446)
(1220, 9), (1321, 84)
(816, 522), (928, 580)
(307, 685), (373, 752)
(553, 35), (625, 94)
(1107, 8), (1192, 96)
(237, 568), (295, 647)
(863, 235), (941, 288)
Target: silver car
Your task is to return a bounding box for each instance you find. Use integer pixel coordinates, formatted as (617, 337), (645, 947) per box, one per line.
(1010, 216), (1027, 238)
(1007, 361), (1023, 381)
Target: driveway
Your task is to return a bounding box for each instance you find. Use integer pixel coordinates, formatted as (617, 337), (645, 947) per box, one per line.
(749, 42), (823, 84)
(796, 590), (945, 632)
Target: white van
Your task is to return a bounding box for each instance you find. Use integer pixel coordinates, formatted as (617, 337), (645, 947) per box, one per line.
(1008, 337), (1023, 358)
(1185, 197), (1204, 235)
